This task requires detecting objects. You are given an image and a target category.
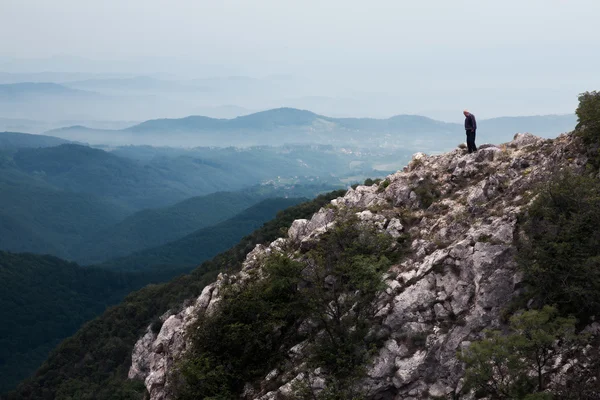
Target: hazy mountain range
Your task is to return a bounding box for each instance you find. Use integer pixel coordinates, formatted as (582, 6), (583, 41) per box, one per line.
(0, 70), (584, 123)
(44, 107), (577, 150)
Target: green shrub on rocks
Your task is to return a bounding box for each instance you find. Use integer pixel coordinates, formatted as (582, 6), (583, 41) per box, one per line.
(517, 172), (600, 319)
(175, 256), (307, 400)
(575, 90), (600, 167)
(576, 91), (600, 143)
(460, 306), (579, 399)
(174, 217), (400, 399)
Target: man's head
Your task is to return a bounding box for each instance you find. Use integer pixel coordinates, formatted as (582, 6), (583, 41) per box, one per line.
(463, 110), (470, 117)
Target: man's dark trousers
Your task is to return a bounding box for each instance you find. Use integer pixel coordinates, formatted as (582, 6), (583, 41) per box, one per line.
(466, 130), (477, 153)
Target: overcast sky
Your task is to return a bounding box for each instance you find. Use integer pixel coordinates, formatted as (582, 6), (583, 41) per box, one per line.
(1, 0), (599, 119)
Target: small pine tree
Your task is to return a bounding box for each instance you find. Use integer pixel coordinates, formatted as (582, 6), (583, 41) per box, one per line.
(459, 306), (580, 399)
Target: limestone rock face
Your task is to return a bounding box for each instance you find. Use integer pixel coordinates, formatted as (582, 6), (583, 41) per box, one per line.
(129, 133), (587, 399)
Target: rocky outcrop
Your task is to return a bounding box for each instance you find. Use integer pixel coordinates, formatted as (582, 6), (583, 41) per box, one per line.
(129, 133), (587, 399)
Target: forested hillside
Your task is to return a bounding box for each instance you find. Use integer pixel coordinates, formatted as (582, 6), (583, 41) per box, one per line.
(71, 185), (332, 264)
(1, 140), (393, 262)
(99, 197), (305, 271)
(0, 166), (131, 257)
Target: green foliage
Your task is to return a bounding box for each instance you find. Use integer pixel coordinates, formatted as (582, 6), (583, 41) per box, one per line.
(6, 190), (344, 400)
(74, 189), (292, 264)
(575, 91), (600, 167)
(175, 215), (399, 399)
(517, 172), (600, 318)
(175, 256), (307, 399)
(0, 167), (131, 258)
(460, 306), (579, 399)
(301, 216), (395, 398)
(0, 140), (388, 262)
(575, 91), (600, 143)
(0, 197), (315, 393)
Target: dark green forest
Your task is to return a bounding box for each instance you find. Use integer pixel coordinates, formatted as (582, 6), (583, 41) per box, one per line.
(4, 190), (345, 399)
(0, 252), (147, 394)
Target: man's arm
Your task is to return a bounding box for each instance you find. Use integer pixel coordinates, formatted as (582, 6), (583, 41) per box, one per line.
(471, 114), (477, 130)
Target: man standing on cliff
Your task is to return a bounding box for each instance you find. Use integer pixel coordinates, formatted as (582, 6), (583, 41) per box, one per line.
(463, 110), (477, 153)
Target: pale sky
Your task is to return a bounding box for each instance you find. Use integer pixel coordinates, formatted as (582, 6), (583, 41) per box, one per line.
(1, 0), (599, 119)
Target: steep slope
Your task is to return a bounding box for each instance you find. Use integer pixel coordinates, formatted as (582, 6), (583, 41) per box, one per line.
(5, 190), (345, 400)
(128, 132), (590, 399)
(0, 196), (334, 395)
(99, 198), (306, 272)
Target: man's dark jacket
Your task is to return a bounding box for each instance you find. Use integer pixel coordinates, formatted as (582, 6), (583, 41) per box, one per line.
(464, 113), (477, 131)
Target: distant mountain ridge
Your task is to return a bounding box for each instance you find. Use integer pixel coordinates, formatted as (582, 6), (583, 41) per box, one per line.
(125, 108), (453, 132)
(45, 108), (577, 148)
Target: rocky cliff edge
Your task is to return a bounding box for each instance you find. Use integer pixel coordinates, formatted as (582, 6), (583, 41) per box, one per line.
(128, 133), (586, 400)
